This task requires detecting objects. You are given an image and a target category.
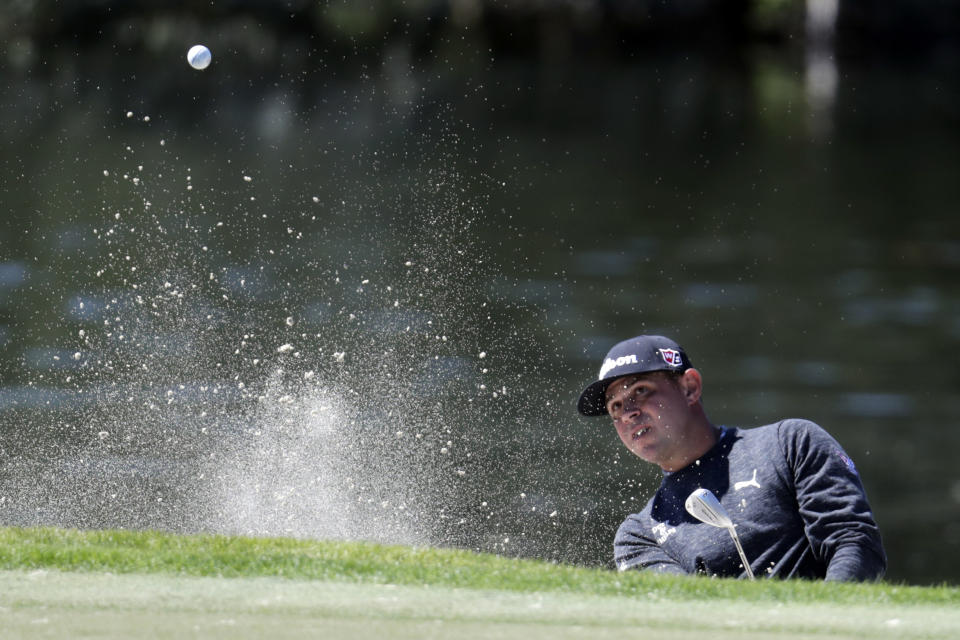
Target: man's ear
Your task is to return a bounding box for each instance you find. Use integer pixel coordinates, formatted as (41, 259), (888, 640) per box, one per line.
(680, 368), (703, 405)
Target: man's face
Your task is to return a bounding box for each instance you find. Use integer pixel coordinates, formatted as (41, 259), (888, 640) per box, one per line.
(604, 371), (695, 469)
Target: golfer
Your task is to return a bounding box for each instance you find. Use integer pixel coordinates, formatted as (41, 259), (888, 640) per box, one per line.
(578, 335), (886, 580)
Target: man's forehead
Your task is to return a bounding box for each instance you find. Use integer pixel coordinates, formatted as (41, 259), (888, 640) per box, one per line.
(605, 373), (659, 398)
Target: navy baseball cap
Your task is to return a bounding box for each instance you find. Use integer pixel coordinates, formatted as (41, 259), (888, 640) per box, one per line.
(577, 335), (692, 416)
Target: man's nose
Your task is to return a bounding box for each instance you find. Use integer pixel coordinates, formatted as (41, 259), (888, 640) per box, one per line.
(621, 396), (641, 416)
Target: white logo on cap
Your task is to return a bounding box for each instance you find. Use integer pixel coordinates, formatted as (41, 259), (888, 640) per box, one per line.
(658, 348), (683, 367)
(598, 354), (638, 379)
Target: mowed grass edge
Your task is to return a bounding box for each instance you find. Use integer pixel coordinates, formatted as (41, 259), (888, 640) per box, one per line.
(0, 526), (955, 607)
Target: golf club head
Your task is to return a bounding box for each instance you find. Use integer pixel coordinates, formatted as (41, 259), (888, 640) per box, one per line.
(685, 488), (734, 529)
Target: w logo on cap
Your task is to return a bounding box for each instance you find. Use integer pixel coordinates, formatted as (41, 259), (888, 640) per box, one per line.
(658, 348), (683, 367)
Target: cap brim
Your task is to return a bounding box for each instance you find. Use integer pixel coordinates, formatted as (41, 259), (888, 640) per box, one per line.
(577, 378), (612, 416)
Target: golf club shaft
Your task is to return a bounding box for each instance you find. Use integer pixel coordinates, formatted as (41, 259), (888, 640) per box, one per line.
(727, 526), (755, 580)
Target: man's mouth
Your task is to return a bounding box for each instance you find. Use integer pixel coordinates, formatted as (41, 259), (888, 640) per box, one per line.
(633, 427), (651, 440)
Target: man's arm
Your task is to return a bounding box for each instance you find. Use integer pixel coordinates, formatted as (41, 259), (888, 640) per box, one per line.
(614, 515), (687, 574)
(779, 419), (887, 581)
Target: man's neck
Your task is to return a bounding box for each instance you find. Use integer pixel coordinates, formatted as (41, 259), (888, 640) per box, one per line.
(659, 420), (721, 473)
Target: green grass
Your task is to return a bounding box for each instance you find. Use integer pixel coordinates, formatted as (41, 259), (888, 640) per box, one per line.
(0, 526), (958, 639)
(0, 526), (955, 604)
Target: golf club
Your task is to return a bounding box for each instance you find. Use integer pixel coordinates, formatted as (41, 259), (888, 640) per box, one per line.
(685, 488), (755, 579)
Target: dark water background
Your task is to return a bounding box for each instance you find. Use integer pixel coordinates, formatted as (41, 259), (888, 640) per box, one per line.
(1, 5), (959, 585)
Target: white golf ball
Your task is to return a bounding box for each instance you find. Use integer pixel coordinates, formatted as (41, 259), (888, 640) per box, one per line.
(187, 45), (211, 70)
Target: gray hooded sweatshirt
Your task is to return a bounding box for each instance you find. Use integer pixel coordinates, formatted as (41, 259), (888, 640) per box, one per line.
(614, 419), (886, 580)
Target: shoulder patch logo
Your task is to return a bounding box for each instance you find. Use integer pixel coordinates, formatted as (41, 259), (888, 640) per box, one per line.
(838, 452), (858, 475)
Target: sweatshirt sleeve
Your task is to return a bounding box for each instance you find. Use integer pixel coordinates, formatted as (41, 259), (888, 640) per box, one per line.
(614, 515), (686, 575)
(778, 419), (887, 581)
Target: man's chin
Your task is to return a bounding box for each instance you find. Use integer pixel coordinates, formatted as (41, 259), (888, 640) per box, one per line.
(629, 445), (658, 465)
